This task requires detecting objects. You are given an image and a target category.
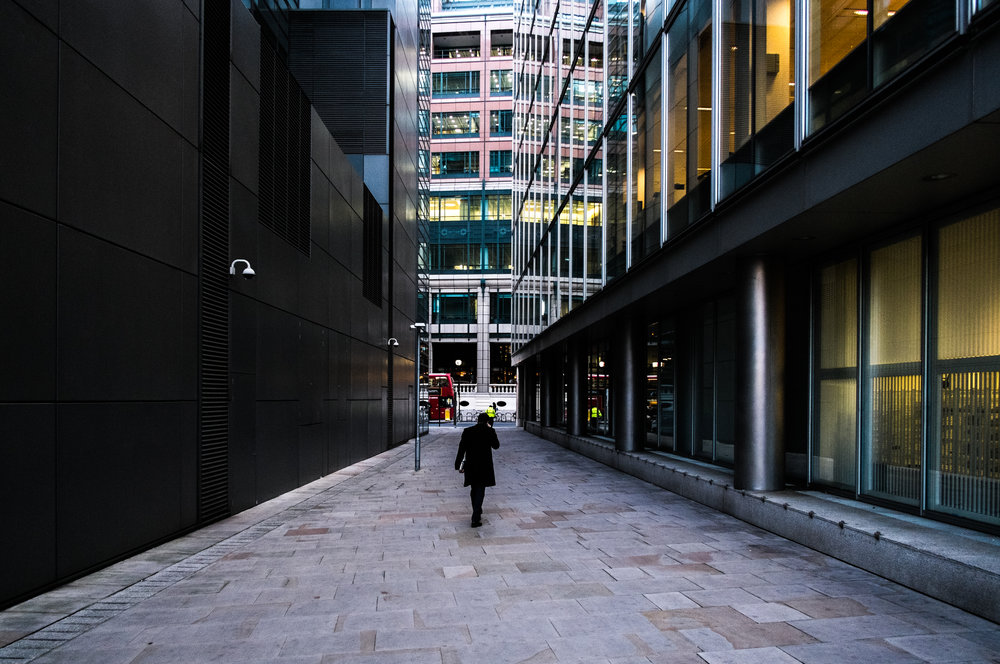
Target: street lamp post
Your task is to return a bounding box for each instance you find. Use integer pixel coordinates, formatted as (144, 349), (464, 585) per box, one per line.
(409, 322), (426, 470)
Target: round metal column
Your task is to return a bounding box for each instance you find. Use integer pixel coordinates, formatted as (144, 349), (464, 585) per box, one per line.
(567, 338), (584, 436)
(735, 257), (786, 491)
(614, 314), (642, 452)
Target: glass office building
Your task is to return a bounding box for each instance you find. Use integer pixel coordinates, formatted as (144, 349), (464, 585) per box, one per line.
(512, 0), (1000, 528)
(423, 0), (517, 396)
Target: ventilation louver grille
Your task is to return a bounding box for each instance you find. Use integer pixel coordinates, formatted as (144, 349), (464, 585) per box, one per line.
(198, 0), (232, 523)
(259, 35), (312, 256)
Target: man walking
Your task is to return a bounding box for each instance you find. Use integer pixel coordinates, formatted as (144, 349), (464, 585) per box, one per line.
(455, 412), (500, 527)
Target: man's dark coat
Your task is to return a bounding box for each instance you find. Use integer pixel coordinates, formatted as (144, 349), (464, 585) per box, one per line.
(455, 421), (500, 487)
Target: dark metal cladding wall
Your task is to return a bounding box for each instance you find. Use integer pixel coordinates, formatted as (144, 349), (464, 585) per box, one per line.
(288, 11), (388, 155)
(259, 34), (312, 256)
(199, 0), (232, 523)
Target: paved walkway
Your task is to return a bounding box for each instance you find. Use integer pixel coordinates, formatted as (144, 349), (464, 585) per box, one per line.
(2, 427), (999, 663)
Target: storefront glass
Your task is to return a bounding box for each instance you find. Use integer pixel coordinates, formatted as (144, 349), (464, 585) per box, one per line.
(865, 235), (923, 505)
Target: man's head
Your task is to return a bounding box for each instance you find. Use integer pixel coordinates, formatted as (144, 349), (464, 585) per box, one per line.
(477, 412), (491, 425)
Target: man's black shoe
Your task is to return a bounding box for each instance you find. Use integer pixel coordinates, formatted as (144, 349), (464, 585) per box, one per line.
(471, 521), (482, 528)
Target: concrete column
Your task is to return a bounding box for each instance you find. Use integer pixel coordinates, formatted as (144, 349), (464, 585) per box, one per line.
(614, 314), (642, 452)
(735, 257), (786, 491)
(567, 338), (584, 436)
(477, 286), (490, 393)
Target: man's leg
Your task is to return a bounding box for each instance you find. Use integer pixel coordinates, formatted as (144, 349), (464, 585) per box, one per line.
(470, 485), (485, 526)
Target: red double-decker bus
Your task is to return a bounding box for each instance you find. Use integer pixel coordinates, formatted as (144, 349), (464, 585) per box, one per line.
(426, 373), (456, 421)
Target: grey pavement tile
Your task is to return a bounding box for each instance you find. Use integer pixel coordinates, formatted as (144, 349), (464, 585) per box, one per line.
(784, 596), (872, 619)
(894, 610), (986, 634)
(542, 582), (613, 600)
(679, 626), (734, 651)
(30, 643), (148, 664)
(743, 584), (826, 603)
(577, 594), (660, 614)
(731, 602), (811, 623)
(645, 592), (702, 610)
(414, 605), (499, 627)
(320, 648), (443, 663)
(375, 625), (470, 650)
(603, 567), (653, 581)
(446, 641), (558, 664)
(495, 598), (589, 620)
(375, 591), (457, 611)
(193, 601), (290, 623)
(547, 632), (647, 660)
(129, 639), (286, 664)
(496, 586), (553, 602)
(682, 588), (766, 608)
(678, 573), (765, 590)
(249, 614), (340, 638)
(338, 609), (415, 631)
(705, 559), (792, 575)
(698, 646), (802, 663)
(501, 571), (575, 587)
(885, 632), (1000, 662)
(790, 614), (927, 642)
(278, 631), (365, 657)
(781, 638), (925, 663)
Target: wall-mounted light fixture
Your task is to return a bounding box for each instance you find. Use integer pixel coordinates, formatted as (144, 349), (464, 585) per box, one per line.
(229, 259), (256, 279)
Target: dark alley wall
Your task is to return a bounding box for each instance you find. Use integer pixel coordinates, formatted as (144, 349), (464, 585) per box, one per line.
(0, 0), (418, 608)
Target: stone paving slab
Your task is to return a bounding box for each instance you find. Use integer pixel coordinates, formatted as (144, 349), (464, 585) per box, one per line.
(1, 427), (999, 663)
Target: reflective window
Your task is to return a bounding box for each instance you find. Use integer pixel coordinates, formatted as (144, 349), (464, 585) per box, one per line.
(431, 111), (480, 137)
(631, 46), (663, 264)
(432, 294), (477, 324)
(606, 111), (629, 281)
(865, 235), (923, 505)
(489, 150), (513, 176)
(431, 151), (480, 177)
(666, 0), (712, 237)
(432, 71), (480, 97)
(930, 211), (1000, 525)
(809, 0), (955, 131)
(490, 69), (514, 95)
(813, 258), (859, 490)
(719, 0), (795, 198)
(490, 109), (513, 135)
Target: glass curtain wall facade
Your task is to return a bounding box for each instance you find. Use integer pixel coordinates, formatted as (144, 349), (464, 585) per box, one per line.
(513, 0), (1000, 529)
(425, 1), (515, 395)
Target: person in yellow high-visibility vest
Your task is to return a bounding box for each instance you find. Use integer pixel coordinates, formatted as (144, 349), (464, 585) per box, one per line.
(588, 405), (602, 421)
(485, 403), (496, 421)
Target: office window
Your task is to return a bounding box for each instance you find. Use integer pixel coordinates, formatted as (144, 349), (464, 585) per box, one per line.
(432, 151), (480, 177)
(489, 150), (513, 176)
(607, 0), (629, 106)
(432, 71), (480, 97)
(433, 293), (477, 323)
(809, 0), (955, 131)
(931, 211), (1000, 525)
(433, 31), (480, 58)
(491, 29), (513, 57)
(490, 109), (513, 135)
(606, 111), (628, 281)
(719, 0), (795, 198)
(631, 47), (662, 265)
(813, 258), (858, 490)
(490, 69), (513, 95)
(865, 235), (923, 505)
(666, 0), (712, 237)
(431, 111), (480, 137)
